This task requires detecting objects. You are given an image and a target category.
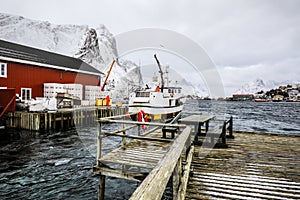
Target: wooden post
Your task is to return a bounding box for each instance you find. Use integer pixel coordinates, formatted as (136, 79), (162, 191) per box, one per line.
(83, 110), (86, 126)
(122, 122), (127, 147)
(87, 110), (89, 125)
(195, 122), (200, 141)
(222, 121), (227, 144)
(98, 175), (105, 200)
(73, 111), (76, 126)
(186, 130), (192, 158)
(71, 112), (74, 127)
(138, 125), (141, 136)
(53, 113), (56, 131)
(60, 112), (64, 130)
(172, 157), (182, 198)
(177, 145), (194, 200)
(205, 121), (209, 133)
(47, 113), (50, 132)
(66, 112), (70, 129)
(97, 121), (102, 165)
(229, 116), (234, 138)
(88, 110), (92, 125)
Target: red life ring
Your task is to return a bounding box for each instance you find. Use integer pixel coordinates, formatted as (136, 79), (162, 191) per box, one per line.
(138, 110), (148, 129)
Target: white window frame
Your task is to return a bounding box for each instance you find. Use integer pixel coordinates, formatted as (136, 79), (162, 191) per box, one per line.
(21, 88), (32, 101)
(0, 62), (7, 78)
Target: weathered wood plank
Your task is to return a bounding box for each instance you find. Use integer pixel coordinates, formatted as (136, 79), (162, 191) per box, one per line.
(172, 158), (181, 198)
(104, 132), (173, 143)
(179, 114), (215, 124)
(129, 126), (192, 200)
(99, 143), (169, 169)
(123, 150), (165, 159)
(177, 145), (194, 200)
(99, 118), (186, 128)
(93, 165), (147, 182)
(185, 132), (300, 200)
(100, 159), (156, 169)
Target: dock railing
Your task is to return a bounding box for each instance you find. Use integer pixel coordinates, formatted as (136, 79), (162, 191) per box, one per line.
(96, 113), (187, 163)
(226, 116), (234, 139)
(95, 113), (194, 200)
(129, 126), (192, 200)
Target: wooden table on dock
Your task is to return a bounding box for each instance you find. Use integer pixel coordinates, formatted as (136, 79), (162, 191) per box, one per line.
(179, 114), (215, 141)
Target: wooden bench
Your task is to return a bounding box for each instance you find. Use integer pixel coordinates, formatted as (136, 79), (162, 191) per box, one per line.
(203, 122), (228, 148)
(197, 116), (234, 148)
(162, 113), (181, 139)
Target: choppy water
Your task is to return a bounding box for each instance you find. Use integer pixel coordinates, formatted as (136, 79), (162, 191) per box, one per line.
(186, 100), (300, 135)
(0, 100), (299, 199)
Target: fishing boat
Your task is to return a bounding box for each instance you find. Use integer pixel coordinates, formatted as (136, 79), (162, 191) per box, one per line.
(128, 54), (185, 120)
(254, 98), (267, 102)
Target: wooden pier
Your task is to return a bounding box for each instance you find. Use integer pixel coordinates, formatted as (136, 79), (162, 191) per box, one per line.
(5, 106), (127, 132)
(93, 114), (300, 199)
(185, 132), (300, 199)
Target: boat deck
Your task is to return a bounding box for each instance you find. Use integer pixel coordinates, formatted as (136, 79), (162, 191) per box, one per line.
(185, 132), (300, 199)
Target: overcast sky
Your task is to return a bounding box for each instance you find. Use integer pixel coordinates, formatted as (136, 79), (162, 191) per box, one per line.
(2, 0), (300, 96)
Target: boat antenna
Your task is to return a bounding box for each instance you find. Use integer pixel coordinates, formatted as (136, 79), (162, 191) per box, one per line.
(154, 54), (164, 92)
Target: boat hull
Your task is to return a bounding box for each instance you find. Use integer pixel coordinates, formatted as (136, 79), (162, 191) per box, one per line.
(254, 99), (267, 102)
(128, 104), (183, 115)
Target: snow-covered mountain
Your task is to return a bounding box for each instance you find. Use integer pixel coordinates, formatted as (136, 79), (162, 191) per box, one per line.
(234, 78), (299, 94)
(0, 13), (88, 56)
(0, 13), (143, 99)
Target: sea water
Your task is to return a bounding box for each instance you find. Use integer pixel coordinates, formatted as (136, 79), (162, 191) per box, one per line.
(0, 100), (299, 199)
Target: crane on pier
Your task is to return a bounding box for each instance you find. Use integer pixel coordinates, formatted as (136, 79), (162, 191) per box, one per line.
(101, 59), (116, 92)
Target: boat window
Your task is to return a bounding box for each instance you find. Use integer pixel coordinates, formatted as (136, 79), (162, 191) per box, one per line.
(136, 92), (150, 97)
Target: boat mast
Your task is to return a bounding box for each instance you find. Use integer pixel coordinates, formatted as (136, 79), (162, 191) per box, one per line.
(154, 54), (164, 92)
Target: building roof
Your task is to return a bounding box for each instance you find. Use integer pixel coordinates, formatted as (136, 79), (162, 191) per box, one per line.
(0, 39), (103, 76)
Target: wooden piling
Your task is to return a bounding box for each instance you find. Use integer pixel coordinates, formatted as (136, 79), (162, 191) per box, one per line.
(97, 121), (102, 165)
(98, 175), (105, 200)
(5, 106), (127, 132)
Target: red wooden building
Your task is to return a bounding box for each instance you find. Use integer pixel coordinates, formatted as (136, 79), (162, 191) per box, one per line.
(0, 39), (103, 100)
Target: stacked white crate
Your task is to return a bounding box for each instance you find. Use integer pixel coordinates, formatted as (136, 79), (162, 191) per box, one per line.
(85, 85), (102, 105)
(63, 84), (83, 100)
(44, 83), (66, 98)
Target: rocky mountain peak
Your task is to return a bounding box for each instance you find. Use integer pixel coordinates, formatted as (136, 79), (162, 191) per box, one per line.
(0, 13), (144, 100)
(75, 28), (104, 69)
(253, 78), (265, 88)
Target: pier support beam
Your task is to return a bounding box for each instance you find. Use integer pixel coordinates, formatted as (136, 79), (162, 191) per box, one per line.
(97, 122), (102, 165)
(98, 175), (105, 200)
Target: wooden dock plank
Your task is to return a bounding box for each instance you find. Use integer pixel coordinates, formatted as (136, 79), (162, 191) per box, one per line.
(185, 132), (300, 200)
(99, 138), (171, 169)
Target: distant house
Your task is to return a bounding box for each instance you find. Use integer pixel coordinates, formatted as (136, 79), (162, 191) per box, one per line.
(232, 94), (254, 101)
(272, 94), (284, 102)
(0, 39), (103, 101)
